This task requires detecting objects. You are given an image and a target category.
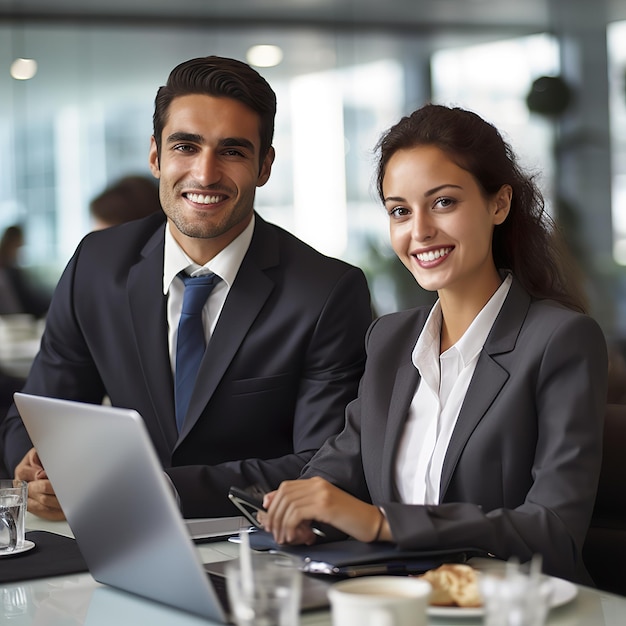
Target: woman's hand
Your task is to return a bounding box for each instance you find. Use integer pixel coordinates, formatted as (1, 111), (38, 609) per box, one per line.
(259, 476), (388, 545)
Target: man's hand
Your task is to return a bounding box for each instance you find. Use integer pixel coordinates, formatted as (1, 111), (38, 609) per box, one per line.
(15, 448), (66, 521)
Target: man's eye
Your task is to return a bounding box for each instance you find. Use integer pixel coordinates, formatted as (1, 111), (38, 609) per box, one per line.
(173, 144), (195, 153)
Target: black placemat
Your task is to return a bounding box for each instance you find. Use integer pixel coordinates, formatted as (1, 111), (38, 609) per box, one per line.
(0, 530), (88, 583)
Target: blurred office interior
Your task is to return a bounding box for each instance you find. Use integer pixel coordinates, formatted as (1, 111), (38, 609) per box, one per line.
(1, 0), (626, 348)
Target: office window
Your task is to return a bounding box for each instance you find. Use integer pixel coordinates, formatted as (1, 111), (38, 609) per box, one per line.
(431, 34), (560, 209)
(608, 21), (626, 266)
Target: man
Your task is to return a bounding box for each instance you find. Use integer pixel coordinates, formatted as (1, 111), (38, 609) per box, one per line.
(1, 56), (372, 520)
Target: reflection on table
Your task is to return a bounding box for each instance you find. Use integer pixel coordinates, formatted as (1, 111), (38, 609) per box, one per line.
(2, 514), (625, 626)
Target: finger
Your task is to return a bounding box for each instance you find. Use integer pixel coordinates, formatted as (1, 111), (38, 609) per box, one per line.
(262, 491), (277, 509)
(27, 497), (66, 521)
(32, 450), (44, 467)
(266, 482), (305, 542)
(271, 483), (323, 544)
(26, 480), (63, 515)
(15, 464), (38, 482)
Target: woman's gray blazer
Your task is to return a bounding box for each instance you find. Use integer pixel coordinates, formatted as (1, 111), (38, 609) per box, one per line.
(302, 277), (608, 584)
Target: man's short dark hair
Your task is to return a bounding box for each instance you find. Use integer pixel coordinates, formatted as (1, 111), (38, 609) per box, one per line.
(153, 56), (277, 165)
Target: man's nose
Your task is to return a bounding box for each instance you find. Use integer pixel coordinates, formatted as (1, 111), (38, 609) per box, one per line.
(195, 151), (221, 185)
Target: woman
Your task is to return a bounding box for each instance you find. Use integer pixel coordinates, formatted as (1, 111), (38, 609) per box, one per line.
(261, 104), (607, 584)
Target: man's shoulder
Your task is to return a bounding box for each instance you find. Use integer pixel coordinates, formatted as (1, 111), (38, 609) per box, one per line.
(79, 212), (166, 260)
(254, 216), (360, 274)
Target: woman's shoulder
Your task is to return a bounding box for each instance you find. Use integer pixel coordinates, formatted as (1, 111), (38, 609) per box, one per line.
(521, 297), (607, 361)
(369, 305), (432, 341)
(527, 295), (599, 328)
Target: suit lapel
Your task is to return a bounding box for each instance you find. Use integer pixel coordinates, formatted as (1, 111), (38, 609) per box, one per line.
(439, 278), (531, 498)
(127, 223), (179, 447)
(380, 362), (420, 499)
(177, 216), (277, 440)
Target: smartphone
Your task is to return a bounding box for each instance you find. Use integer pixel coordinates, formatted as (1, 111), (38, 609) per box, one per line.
(227, 486), (326, 538)
(228, 486), (266, 529)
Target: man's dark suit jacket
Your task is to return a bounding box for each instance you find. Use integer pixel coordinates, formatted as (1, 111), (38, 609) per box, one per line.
(2, 212), (372, 516)
(303, 278), (608, 584)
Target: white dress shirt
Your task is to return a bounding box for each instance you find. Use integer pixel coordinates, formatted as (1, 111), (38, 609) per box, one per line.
(163, 214), (254, 375)
(395, 273), (512, 504)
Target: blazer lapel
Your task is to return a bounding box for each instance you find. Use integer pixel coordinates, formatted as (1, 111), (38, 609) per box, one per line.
(127, 223), (179, 447)
(380, 362), (420, 499)
(177, 215), (277, 440)
(439, 278), (531, 498)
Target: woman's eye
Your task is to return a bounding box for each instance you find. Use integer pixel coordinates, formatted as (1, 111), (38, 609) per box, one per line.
(389, 206), (409, 218)
(435, 197), (455, 209)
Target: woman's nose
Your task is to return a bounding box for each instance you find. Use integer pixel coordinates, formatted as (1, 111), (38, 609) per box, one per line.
(412, 210), (436, 241)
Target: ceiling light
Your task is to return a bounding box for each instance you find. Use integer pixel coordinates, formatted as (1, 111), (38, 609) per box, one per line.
(10, 58), (38, 80)
(246, 45), (283, 68)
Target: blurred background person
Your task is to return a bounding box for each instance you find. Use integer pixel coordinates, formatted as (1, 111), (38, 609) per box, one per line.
(0, 224), (51, 319)
(0, 224), (51, 477)
(89, 174), (162, 230)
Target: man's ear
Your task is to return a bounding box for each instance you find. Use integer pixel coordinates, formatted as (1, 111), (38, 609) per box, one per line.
(493, 184), (512, 225)
(148, 136), (161, 179)
(256, 146), (275, 187)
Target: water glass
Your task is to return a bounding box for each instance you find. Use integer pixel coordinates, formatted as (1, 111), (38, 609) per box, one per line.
(480, 558), (553, 626)
(0, 479), (27, 553)
(225, 551), (302, 626)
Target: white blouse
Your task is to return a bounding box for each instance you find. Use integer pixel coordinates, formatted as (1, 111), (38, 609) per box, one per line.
(395, 273), (512, 504)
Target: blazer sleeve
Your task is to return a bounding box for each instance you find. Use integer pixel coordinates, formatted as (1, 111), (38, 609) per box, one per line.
(1, 242), (108, 471)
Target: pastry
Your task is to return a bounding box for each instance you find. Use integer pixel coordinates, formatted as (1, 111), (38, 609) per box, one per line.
(419, 563), (482, 607)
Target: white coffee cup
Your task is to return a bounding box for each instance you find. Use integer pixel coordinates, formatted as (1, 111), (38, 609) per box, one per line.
(328, 575), (431, 626)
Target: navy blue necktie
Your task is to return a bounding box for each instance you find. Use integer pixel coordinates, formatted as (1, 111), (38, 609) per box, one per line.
(175, 272), (220, 432)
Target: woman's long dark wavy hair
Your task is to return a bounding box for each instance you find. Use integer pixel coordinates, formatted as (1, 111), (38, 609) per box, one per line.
(375, 104), (588, 313)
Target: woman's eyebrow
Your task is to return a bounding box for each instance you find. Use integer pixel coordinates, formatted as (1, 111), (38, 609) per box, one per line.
(424, 183), (463, 196)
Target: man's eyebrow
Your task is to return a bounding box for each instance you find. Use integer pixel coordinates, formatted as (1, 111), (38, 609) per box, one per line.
(165, 131), (203, 144)
(220, 137), (256, 154)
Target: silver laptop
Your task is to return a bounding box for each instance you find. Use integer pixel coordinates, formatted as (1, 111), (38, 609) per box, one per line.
(12, 392), (328, 622)
(14, 392), (330, 622)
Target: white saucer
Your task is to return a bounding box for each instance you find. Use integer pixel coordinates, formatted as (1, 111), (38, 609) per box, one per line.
(427, 576), (578, 618)
(0, 539), (36, 558)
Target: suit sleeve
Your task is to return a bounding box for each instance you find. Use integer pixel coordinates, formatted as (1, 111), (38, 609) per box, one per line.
(167, 266), (372, 517)
(1, 243), (107, 472)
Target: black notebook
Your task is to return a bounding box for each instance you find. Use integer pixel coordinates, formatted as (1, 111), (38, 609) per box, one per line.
(248, 530), (481, 577)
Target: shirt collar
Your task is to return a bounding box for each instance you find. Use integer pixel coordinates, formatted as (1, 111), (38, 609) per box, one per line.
(412, 272), (513, 369)
(163, 213), (255, 294)
(453, 272), (512, 365)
